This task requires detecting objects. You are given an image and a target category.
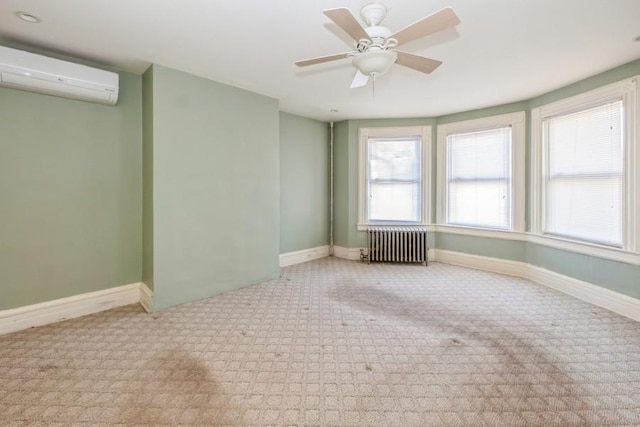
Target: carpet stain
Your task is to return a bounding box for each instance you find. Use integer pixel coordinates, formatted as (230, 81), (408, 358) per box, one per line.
(126, 348), (238, 426)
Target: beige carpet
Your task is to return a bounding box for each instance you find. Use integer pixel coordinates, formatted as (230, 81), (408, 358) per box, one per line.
(1, 258), (639, 426)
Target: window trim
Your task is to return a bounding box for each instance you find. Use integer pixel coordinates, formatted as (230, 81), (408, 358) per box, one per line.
(357, 126), (431, 230)
(531, 77), (639, 254)
(436, 111), (526, 235)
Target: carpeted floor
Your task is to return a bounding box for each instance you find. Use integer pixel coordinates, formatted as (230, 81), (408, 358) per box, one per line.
(1, 258), (639, 426)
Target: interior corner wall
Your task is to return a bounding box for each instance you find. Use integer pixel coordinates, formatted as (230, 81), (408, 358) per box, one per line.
(0, 72), (143, 310)
(147, 64), (280, 311)
(279, 112), (329, 253)
(141, 66), (154, 291)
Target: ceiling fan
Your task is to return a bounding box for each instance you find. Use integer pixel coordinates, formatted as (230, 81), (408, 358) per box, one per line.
(295, 3), (460, 88)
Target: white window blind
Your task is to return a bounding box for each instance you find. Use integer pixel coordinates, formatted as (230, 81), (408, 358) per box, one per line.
(446, 127), (512, 229)
(543, 100), (624, 247)
(367, 137), (422, 222)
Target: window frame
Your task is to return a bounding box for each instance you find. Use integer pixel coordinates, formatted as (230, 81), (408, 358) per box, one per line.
(436, 111), (526, 234)
(531, 77), (639, 255)
(357, 126), (431, 230)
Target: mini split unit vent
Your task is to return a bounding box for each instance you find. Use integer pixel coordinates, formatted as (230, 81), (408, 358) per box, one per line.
(0, 45), (119, 105)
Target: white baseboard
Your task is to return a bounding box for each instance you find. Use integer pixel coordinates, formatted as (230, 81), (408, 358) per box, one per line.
(525, 265), (640, 321)
(433, 249), (640, 321)
(139, 283), (153, 313)
(0, 282), (148, 335)
(280, 245), (330, 267)
(434, 249), (527, 277)
(333, 246), (365, 261)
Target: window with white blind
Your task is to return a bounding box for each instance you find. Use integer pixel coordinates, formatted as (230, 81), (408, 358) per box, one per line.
(544, 101), (623, 246)
(532, 77), (639, 254)
(437, 112), (525, 233)
(358, 126), (430, 228)
(446, 127), (512, 229)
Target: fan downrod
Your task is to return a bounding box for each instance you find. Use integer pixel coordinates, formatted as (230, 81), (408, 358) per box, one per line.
(360, 3), (387, 26)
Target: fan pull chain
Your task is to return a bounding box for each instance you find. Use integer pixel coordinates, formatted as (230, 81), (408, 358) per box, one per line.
(372, 74), (376, 98)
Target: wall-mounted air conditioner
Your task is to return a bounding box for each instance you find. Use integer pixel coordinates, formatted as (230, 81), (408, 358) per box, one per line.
(0, 45), (119, 105)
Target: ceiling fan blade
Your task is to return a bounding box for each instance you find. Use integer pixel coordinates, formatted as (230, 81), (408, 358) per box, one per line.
(295, 52), (351, 67)
(323, 8), (371, 42)
(350, 70), (369, 88)
(395, 51), (442, 74)
(390, 7), (460, 46)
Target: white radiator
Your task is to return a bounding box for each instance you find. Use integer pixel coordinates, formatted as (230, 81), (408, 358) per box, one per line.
(363, 227), (428, 265)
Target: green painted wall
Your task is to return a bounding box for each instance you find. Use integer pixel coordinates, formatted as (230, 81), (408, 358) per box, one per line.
(332, 121), (350, 248)
(148, 65), (280, 311)
(526, 244), (639, 299)
(279, 112), (329, 253)
(333, 59), (640, 298)
(436, 234), (526, 262)
(141, 66), (154, 290)
(0, 72), (143, 310)
(436, 101), (530, 125)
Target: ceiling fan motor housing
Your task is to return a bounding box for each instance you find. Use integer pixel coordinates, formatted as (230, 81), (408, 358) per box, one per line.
(365, 25), (392, 44)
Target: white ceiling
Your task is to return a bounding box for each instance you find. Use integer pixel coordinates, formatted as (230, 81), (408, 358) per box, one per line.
(1, 0), (639, 121)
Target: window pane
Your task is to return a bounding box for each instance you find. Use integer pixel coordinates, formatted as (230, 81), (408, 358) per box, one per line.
(544, 100), (623, 246)
(367, 137), (422, 223)
(370, 182), (420, 222)
(448, 180), (510, 229)
(449, 129), (511, 179)
(446, 127), (511, 229)
(369, 138), (420, 181)
(548, 101), (623, 175)
(546, 176), (622, 246)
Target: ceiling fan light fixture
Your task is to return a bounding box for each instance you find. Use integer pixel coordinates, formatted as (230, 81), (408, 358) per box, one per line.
(352, 50), (397, 77)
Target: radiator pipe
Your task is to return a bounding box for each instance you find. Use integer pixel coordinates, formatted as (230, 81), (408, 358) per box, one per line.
(329, 121), (334, 256)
